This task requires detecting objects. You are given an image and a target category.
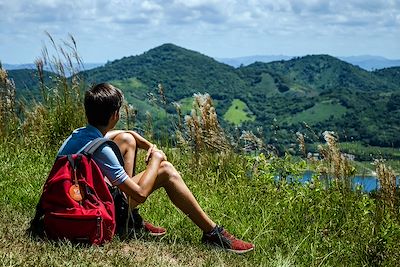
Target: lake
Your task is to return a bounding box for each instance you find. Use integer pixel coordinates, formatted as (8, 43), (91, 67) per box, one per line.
(297, 171), (397, 193)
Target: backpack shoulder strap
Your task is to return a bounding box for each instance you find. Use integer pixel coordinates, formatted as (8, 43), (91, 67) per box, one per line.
(83, 137), (124, 166)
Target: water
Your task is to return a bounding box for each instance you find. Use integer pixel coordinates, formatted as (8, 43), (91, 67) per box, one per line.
(298, 171), (398, 193)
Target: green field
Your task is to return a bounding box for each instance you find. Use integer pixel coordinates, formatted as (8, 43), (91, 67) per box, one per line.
(287, 100), (347, 124)
(340, 142), (400, 173)
(223, 99), (255, 125)
(178, 97), (195, 114)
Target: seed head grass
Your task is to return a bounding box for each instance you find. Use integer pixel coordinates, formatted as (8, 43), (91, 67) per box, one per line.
(374, 159), (398, 213)
(317, 131), (356, 190)
(181, 93), (230, 153)
(0, 63), (18, 137)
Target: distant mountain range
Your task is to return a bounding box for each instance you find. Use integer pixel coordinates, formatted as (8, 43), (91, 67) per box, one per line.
(4, 55), (399, 72)
(217, 55), (400, 71)
(3, 63), (103, 72)
(7, 43), (400, 152)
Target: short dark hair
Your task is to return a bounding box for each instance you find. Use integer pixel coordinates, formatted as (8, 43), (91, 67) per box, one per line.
(84, 83), (123, 127)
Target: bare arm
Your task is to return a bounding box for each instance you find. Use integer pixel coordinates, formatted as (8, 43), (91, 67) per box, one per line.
(118, 149), (166, 203)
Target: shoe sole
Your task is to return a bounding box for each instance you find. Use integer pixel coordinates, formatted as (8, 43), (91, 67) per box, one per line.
(227, 247), (254, 254)
(147, 231), (167, 237)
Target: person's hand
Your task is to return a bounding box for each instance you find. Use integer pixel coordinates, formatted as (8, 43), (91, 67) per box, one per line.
(146, 145), (167, 163)
(145, 144), (156, 163)
(150, 148), (167, 162)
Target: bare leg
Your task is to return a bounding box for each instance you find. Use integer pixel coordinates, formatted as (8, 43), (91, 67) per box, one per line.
(152, 161), (216, 233)
(109, 131), (216, 233)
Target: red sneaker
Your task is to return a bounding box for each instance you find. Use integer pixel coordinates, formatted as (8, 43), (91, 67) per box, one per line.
(202, 225), (254, 254)
(143, 221), (167, 236)
(129, 208), (166, 237)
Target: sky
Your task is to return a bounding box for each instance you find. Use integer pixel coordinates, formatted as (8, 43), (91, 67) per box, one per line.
(1, 0), (399, 64)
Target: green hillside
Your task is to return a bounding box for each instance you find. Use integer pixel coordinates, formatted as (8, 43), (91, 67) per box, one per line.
(285, 100), (347, 124)
(81, 44), (246, 114)
(10, 44), (400, 149)
(374, 67), (400, 84)
(224, 99), (255, 125)
(8, 69), (55, 101)
(249, 55), (394, 92)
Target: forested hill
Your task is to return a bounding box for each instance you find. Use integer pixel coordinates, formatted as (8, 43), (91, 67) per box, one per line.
(373, 67), (400, 85)
(81, 43), (246, 102)
(7, 69), (55, 101)
(9, 44), (400, 148)
(241, 55), (396, 92)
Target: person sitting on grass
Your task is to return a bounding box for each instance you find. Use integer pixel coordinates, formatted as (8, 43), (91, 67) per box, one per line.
(57, 82), (254, 253)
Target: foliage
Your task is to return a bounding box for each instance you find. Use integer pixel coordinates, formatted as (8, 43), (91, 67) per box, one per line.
(10, 44), (400, 151)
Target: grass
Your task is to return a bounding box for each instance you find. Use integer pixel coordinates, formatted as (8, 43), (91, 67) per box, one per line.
(0, 204), (239, 267)
(113, 77), (147, 90)
(286, 100), (347, 124)
(223, 99), (255, 125)
(2, 141), (400, 266)
(179, 97), (220, 116)
(178, 97), (195, 114)
(0, 143), (251, 266)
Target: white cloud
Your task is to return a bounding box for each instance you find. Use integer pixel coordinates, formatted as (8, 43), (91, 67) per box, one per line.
(2, 0), (398, 31)
(0, 0), (399, 62)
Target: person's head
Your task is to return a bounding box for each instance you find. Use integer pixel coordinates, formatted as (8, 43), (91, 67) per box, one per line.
(84, 83), (124, 127)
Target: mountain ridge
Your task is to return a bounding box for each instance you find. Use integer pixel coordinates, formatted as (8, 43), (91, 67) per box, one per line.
(217, 54), (400, 71)
(8, 43), (400, 148)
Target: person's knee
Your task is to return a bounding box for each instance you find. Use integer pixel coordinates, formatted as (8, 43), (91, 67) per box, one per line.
(160, 161), (181, 182)
(114, 132), (136, 150)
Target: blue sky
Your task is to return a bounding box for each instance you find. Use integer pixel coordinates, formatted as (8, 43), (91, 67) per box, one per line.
(1, 0), (399, 64)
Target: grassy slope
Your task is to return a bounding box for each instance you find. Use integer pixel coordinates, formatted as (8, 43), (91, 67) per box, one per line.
(2, 141), (400, 266)
(110, 78), (167, 127)
(285, 100), (347, 124)
(178, 97), (194, 114)
(223, 99), (255, 125)
(340, 142), (400, 158)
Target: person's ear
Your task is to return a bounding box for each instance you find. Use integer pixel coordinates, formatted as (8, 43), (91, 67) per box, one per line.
(113, 110), (119, 119)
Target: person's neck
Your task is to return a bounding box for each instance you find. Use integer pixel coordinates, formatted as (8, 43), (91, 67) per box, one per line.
(92, 125), (109, 136)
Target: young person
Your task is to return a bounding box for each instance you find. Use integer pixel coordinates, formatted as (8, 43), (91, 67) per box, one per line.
(57, 83), (254, 253)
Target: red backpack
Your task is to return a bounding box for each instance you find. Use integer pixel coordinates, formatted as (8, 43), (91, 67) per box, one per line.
(29, 138), (124, 245)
